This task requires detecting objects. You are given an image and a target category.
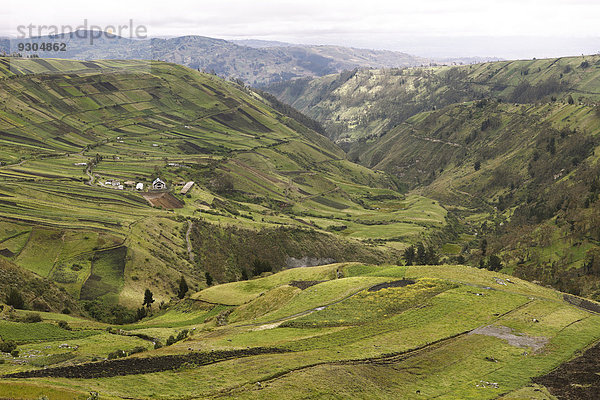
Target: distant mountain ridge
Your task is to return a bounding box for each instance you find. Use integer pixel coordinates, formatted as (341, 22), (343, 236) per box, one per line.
(0, 31), (428, 86)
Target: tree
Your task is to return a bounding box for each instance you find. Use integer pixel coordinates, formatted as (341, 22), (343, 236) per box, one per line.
(567, 95), (574, 105)
(205, 272), (213, 286)
(252, 259), (272, 276)
(403, 245), (416, 266)
(136, 307), (147, 320)
(487, 255), (503, 271)
(5, 288), (24, 309)
(241, 269), (249, 281)
(177, 276), (189, 299)
(474, 160), (481, 171)
(480, 238), (488, 256)
(142, 289), (155, 309)
(416, 243), (427, 265)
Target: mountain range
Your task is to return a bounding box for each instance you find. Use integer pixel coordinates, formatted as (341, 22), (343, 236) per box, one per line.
(0, 31), (429, 86)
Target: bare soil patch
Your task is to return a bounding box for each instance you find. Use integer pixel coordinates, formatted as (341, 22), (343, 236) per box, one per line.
(142, 192), (184, 209)
(4, 348), (288, 379)
(289, 280), (325, 290)
(534, 340), (600, 399)
(368, 280), (415, 292)
(470, 325), (548, 352)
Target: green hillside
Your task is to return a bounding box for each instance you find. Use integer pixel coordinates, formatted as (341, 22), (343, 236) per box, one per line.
(266, 54), (600, 298)
(266, 55), (600, 143)
(356, 92), (600, 298)
(0, 57), (447, 311)
(1, 263), (599, 399)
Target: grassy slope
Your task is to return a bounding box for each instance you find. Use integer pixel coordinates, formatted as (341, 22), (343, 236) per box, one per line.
(266, 54), (600, 298)
(0, 58), (446, 307)
(359, 97), (600, 297)
(266, 54), (600, 142)
(0, 264), (597, 399)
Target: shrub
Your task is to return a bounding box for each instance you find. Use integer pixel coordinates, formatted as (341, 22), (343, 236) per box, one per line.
(5, 288), (24, 309)
(176, 329), (189, 342)
(252, 259), (273, 276)
(62, 307), (71, 315)
(166, 335), (176, 346)
(22, 313), (42, 323)
(154, 341), (163, 349)
(11, 350), (19, 357)
(57, 320), (71, 330)
(129, 346), (146, 355)
(107, 349), (127, 359)
(177, 276), (189, 299)
(136, 307), (147, 320)
(0, 341), (17, 354)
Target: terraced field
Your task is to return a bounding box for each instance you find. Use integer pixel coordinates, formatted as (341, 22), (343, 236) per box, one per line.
(0, 57), (447, 306)
(1, 264), (599, 399)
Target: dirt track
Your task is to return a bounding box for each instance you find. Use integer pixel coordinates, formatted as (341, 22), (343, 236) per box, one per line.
(4, 348), (288, 379)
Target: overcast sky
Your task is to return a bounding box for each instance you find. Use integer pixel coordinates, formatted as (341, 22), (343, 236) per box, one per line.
(2, 0), (599, 58)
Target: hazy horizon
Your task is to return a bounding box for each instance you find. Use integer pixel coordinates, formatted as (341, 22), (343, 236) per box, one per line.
(2, 0), (599, 59)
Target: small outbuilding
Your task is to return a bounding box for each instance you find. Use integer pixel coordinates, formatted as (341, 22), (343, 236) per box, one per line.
(180, 181), (195, 195)
(136, 183), (144, 191)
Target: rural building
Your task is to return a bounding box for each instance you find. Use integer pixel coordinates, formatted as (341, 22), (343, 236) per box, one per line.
(181, 181), (195, 195)
(152, 178), (167, 190)
(136, 183), (144, 191)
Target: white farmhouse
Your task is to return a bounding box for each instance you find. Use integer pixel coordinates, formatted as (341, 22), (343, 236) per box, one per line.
(152, 178), (167, 190)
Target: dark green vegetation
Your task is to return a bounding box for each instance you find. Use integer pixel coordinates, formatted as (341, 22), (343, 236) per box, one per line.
(0, 57), (445, 312)
(268, 54), (600, 299)
(1, 264), (599, 399)
(1, 32), (427, 86)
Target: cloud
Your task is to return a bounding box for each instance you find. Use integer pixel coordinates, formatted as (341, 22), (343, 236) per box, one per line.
(1, 0), (598, 58)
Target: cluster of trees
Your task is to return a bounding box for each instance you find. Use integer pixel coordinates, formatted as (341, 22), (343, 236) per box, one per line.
(403, 243), (440, 265)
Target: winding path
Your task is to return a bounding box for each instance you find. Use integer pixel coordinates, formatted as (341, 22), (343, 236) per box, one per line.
(186, 220), (195, 263)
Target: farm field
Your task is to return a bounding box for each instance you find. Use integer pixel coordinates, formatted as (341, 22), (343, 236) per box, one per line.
(1, 264), (599, 399)
(0, 57), (448, 307)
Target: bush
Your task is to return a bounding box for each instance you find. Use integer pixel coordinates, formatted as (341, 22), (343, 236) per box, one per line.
(154, 341), (163, 349)
(129, 346), (146, 355)
(176, 329), (189, 342)
(0, 341), (17, 354)
(11, 349), (19, 357)
(22, 313), (42, 323)
(57, 320), (71, 330)
(166, 335), (177, 346)
(107, 349), (127, 360)
(62, 307), (71, 315)
(252, 259), (273, 276)
(5, 288), (25, 309)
